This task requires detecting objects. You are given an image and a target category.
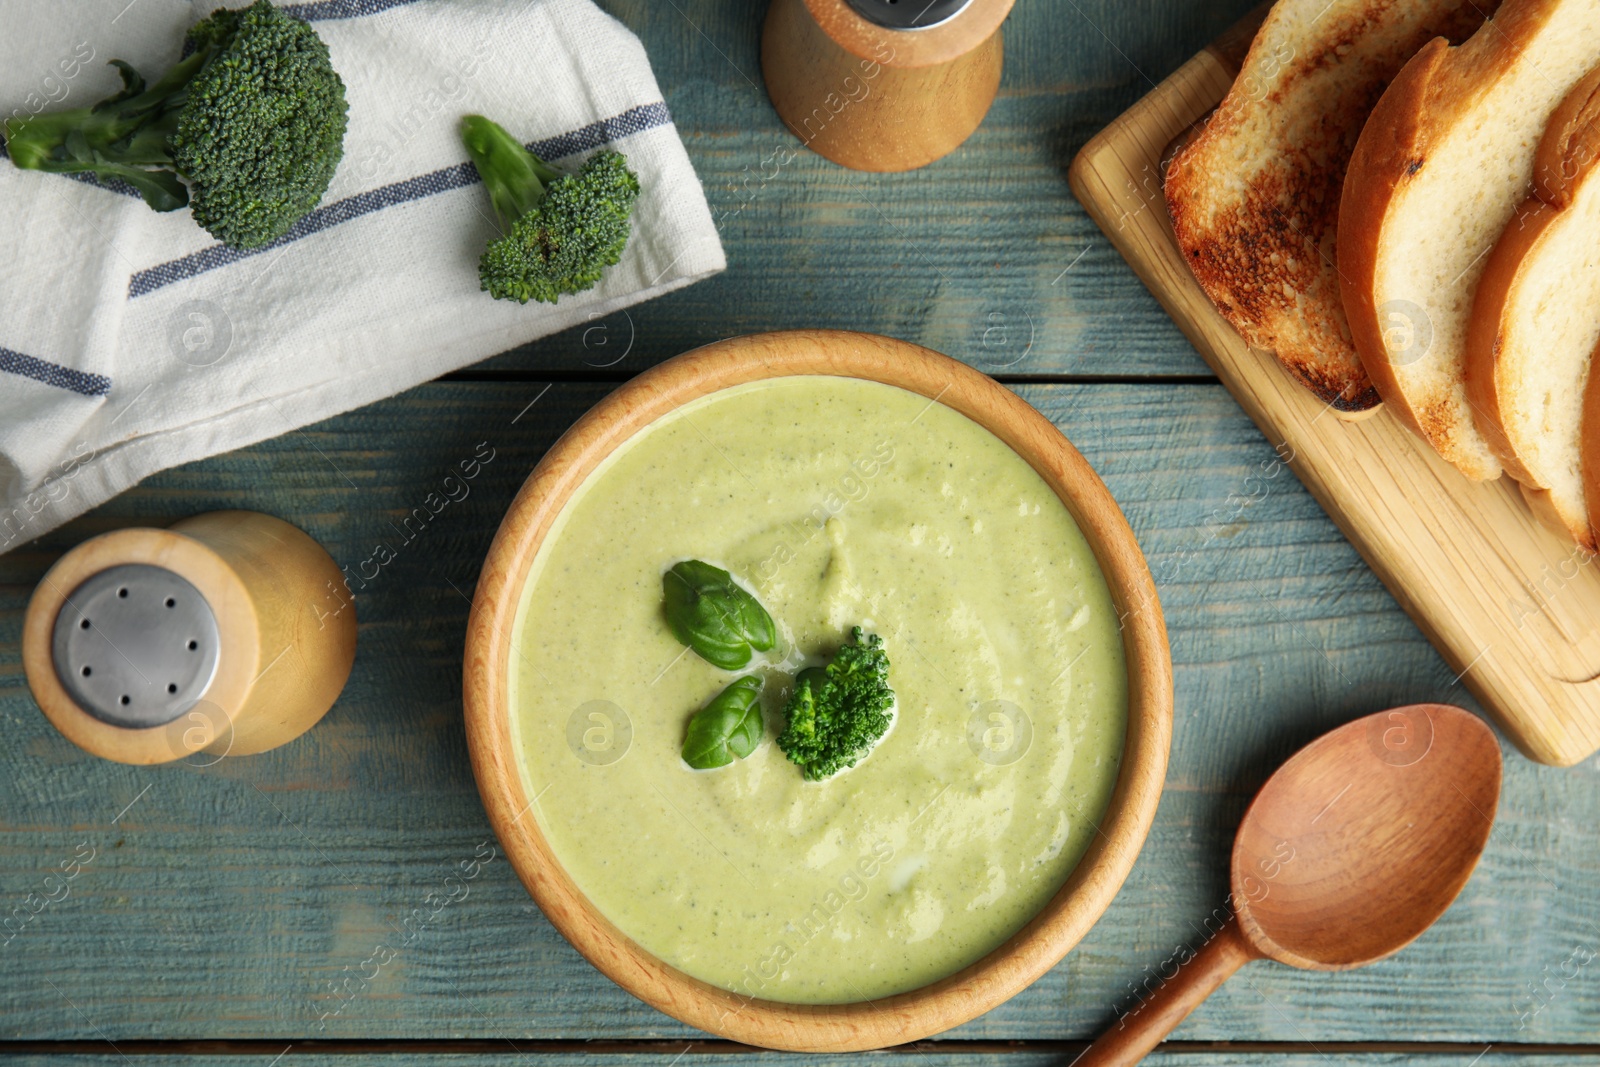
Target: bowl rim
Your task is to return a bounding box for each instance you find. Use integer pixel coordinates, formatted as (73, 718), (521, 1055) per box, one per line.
(463, 329), (1172, 1052)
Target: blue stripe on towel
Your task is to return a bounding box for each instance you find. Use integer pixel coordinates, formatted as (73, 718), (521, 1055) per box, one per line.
(127, 101), (673, 299)
(1, 347), (112, 397)
(65, 171), (142, 198)
(281, 0), (430, 21)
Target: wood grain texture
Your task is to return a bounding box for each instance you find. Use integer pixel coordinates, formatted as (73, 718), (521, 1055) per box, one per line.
(2, 383), (1598, 1045)
(21, 513), (356, 764)
(468, 0), (1260, 379)
(4, 1052), (1600, 1066)
(1077, 919), (1254, 1066)
(166, 513), (358, 757)
(21, 527), (261, 766)
(1069, 39), (1600, 765)
(761, 0), (1008, 172)
(463, 332), (1171, 1050)
(2, 1), (1595, 1058)
(1079, 705), (1502, 1066)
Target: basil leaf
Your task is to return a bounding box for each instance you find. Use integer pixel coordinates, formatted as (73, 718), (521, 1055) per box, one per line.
(682, 675), (765, 770)
(662, 560), (776, 670)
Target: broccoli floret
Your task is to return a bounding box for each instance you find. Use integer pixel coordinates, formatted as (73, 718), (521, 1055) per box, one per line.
(777, 627), (895, 781)
(1, 0), (347, 249)
(460, 114), (640, 304)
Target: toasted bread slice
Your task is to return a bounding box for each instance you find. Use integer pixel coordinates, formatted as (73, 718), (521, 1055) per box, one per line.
(1465, 65), (1600, 550)
(1339, 0), (1600, 481)
(1166, 0), (1491, 414)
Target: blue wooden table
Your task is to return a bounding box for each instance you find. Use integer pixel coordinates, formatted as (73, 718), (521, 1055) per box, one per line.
(3, 1), (1599, 1063)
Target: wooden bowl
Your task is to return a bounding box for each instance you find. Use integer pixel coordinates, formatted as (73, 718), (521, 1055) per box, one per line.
(464, 330), (1172, 1052)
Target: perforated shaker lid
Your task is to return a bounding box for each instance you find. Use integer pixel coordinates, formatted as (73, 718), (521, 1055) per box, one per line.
(843, 0), (975, 29)
(50, 564), (221, 729)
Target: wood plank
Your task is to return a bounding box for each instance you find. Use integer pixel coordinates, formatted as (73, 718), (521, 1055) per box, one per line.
(463, 0), (1261, 379)
(1, 1050), (1598, 1066)
(2, 383), (1597, 1043)
(1068, 33), (1600, 765)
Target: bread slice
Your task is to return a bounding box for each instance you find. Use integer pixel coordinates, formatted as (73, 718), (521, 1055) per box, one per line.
(1465, 65), (1600, 550)
(1166, 0), (1491, 414)
(1339, 0), (1600, 481)
(1585, 345), (1600, 544)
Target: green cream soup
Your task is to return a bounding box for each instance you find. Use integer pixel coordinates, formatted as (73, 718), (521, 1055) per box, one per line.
(509, 376), (1126, 1004)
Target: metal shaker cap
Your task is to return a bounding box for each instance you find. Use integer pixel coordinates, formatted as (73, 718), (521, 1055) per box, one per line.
(51, 564), (221, 729)
(844, 0), (975, 30)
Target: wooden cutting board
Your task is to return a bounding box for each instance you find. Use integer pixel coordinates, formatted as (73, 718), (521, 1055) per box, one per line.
(1068, 12), (1600, 766)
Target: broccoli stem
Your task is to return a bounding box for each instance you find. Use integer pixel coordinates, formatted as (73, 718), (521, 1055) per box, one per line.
(459, 115), (564, 231)
(1, 48), (215, 211)
(3, 2), (349, 248)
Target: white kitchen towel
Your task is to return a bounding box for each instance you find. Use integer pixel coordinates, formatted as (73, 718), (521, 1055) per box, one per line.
(0, 0), (725, 553)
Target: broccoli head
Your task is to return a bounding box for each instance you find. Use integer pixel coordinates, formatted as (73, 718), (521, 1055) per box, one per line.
(460, 114), (640, 304)
(2, 0), (347, 250)
(777, 627), (895, 781)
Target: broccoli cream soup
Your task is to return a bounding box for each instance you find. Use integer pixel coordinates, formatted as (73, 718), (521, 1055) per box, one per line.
(509, 376), (1125, 1004)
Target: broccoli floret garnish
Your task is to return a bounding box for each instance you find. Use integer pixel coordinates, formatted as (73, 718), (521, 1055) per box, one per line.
(1, 0), (348, 250)
(777, 627), (895, 781)
(460, 114), (640, 304)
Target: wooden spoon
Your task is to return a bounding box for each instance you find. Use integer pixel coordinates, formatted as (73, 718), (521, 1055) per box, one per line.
(1076, 703), (1501, 1066)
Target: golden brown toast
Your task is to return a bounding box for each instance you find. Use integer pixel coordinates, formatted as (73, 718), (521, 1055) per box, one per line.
(1165, 0), (1490, 415)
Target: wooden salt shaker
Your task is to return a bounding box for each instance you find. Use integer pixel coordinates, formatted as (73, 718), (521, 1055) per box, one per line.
(762, 0), (1016, 172)
(22, 511), (356, 765)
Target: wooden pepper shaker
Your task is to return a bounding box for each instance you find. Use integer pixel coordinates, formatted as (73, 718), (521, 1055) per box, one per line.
(761, 0), (1016, 172)
(22, 510), (356, 765)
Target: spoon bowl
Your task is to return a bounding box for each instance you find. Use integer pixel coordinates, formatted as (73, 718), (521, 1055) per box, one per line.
(1079, 704), (1502, 1066)
(1232, 703), (1501, 970)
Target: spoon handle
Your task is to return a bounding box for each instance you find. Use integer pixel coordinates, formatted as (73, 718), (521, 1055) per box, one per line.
(1073, 914), (1255, 1067)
